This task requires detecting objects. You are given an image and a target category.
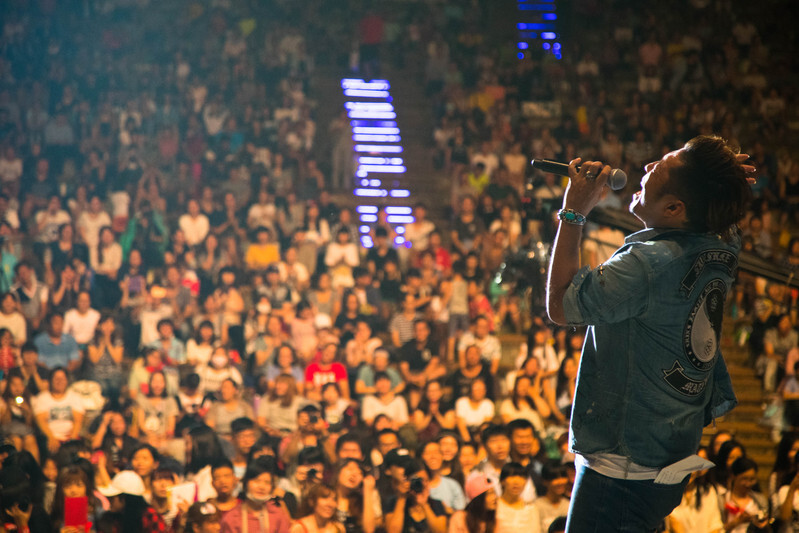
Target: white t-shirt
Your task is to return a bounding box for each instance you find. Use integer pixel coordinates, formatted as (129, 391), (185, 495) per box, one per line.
(455, 397), (495, 428)
(178, 214), (210, 247)
(669, 485), (723, 533)
(35, 209), (71, 243)
(0, 311), (27, 344)
(459, 333), (501, 363)
(33, 391), (85, 440)
(361, 395), (409, 425)
(0, 157), (23, 183)
(77, 211), (112, 249)
(533, 496), (569, 533)
(496, 499), (540, 533)
(63, 308), (101, 344)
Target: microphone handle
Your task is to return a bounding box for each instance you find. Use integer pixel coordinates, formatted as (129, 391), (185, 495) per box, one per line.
(531, 159), (627, 191)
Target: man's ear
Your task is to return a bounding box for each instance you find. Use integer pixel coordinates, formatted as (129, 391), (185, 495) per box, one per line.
(662, 195), (688, 225)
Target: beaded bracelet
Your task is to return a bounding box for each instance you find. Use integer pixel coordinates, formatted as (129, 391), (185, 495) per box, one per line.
(557, 208), (587, 226)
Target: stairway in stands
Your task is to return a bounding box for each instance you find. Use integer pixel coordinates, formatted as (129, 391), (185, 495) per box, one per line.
(702, 316), (773, 484)
(311, 59), (447, 223)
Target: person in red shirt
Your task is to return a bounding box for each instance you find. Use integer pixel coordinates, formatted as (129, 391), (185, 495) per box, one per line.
(304, 342), (349, 402)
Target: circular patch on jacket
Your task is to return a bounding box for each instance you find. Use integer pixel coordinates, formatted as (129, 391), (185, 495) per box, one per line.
(683, 279), (726, 371)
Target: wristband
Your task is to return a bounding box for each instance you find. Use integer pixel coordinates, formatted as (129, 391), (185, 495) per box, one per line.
(557, 209), (587, 226)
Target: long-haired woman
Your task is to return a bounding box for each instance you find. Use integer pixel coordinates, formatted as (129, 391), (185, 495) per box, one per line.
(334, 458), (379, 533)
(291, 483), (343, 533)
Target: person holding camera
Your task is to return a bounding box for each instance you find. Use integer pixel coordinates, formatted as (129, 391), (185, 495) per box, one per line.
(385, 460), (447, 533)
(280, 446), (327, 515)
(280, 405), (331, 467)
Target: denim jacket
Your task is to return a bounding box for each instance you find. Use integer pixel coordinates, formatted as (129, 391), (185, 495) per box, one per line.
(563, 227), (740, 468)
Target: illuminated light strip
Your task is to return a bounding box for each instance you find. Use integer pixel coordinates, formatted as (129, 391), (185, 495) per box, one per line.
(518, 4), (556, 9)
(386, 215), (415, 224)
(356, 165), (407, 176)
(347, 110), (397, 119)
(352, 134), (402, 142)
(354, 145), (403, 153)
(345, 102), (395, 111)
(358, 156), (404, 165)
(341, 79), (390, 90)
(517, 22), (555, 30)
(350, 120), (397, 127)
(343, 89), (391, 98)
(353, 127), (401, 135)
(343, 78), (412, 248)
(354, 188), (388, 197)
(356, 206), (378, 214)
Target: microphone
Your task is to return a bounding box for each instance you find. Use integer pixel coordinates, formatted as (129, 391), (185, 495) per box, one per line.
(531, 159), (628, 191)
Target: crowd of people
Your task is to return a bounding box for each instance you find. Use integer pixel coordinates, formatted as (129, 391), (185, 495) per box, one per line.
(0, 0), (798, 532)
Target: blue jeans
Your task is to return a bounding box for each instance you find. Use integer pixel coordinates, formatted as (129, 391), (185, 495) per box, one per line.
(566, 462), (687, 533)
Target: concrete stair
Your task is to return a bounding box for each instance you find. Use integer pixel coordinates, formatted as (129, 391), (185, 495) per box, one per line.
(701, 317), (775, 485)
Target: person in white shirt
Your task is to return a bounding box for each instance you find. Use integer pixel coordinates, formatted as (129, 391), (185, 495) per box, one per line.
(0, 146), (23, 191)
(361, 371), (409, 429)
(63, 290), (101, 346)
(324, 228), (360, 290)
(178, 199), (210, 247)
(35, 196), (71, 245)
(458, 315), (501, 374)
(33, 367), (85, 453)
(0, 291), (27, 345)
(496, 462), (540, 533)
(246, 189), (277, 233)
(77, 195), (112, 250)
(533, 462), (571, 532)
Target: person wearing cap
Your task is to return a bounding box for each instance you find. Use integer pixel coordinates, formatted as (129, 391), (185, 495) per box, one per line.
(448, 473), (498, 533)
(97, 470), (167, 532)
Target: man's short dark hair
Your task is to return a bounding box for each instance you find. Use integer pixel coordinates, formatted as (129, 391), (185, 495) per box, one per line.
(20, 342), (37, 355)
(376, 428), (399, 440)
(548, 517), (567, 533)
(665, 135), (751, 237)
(500, 461), (528, 481)
(481, 424), (510, 444)
(211, 457), (234, 474)
(231, 417), (256, 435)
(297, 446), (326, 466)
(507, 418), (536, 434)
(335, 433), (364, 456)
(541, 460), (569, 482)
(374, 371), (390, 383)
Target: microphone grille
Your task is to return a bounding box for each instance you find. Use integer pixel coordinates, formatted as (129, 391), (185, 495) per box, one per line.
(609, 169), (628, 191)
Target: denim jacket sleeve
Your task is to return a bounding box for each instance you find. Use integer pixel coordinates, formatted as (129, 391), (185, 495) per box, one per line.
(562, 247), (649, 326)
